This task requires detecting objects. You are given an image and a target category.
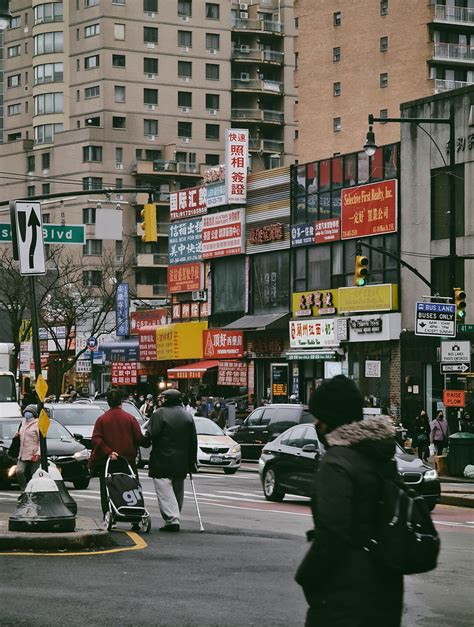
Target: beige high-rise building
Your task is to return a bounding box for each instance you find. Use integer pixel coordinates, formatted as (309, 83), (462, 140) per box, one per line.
(0, 0), (296, 302)
(295, 0), (474, 162)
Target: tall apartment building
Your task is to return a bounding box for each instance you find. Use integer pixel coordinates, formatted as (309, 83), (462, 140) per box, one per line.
(0, 0), (296, 302)
(295, 0), (474, 161)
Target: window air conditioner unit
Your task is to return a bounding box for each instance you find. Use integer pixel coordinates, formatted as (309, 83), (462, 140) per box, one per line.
(147, 104), (156, 110)
(180, 15), (189, 22)
(181, 137), (190, 144)
(180, 46), (190, 52)
(145, 12), (156, 17)
(240, 11), (249, 19)
(115, 194), (124, 201)
(146, 42), (155, 49)
(208, 49), (217, 55)
(240, 72), (250, 82)
(240, 44), (250, 53)
(239, 3), (249, 10)
(146, 135), (156, 141)
(180, 76), (190, 82)
(207, 109), (217, 115)
(115, 162), (124, 170)
(179, 106), (190, 113)
(147, 74), (156, 79)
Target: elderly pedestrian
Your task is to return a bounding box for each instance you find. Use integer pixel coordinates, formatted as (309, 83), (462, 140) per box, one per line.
(430, 410), (450, 455)
(16, 404), (41, 491)
(295, 375), (403, 627)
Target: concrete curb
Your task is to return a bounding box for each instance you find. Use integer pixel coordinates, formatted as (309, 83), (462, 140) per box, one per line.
(439, 494), (474, 509)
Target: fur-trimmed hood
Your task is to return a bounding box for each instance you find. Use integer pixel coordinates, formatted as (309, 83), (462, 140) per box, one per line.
(326, 415), (395, 447)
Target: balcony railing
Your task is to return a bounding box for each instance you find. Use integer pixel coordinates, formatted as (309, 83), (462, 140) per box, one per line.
(248, 138), (284, 152)
(433, 42), (474, 62)
(136, 284), (168, 298)
(434, 4), (474, 25)
(232, 17), (283, 33)
(232, 47), (284, 63)
(231, 108), (284, 123)
(152, 160), (200, 174)
(434, 78), (473, 93)
(231, 78), (283, 92)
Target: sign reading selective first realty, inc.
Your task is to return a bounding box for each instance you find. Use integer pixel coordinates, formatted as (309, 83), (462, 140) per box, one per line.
(415, 302), (456, 337)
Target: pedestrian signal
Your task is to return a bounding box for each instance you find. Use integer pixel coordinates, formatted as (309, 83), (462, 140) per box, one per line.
(454, 287), (467, 320)
(354, 255), (369, 286)
(140, 203), (158, 242)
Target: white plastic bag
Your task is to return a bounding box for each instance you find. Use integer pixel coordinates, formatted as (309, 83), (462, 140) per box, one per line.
(463, 465), (474, 479)
(429, 443), (435, 457)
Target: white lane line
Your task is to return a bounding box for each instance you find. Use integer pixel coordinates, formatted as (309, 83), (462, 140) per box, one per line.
(434, 520), (474, 529)
(190, 499), (312, 517)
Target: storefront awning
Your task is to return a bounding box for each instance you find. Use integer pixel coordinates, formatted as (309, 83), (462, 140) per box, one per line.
(225, 312), (289, 331)
(286, 350), (338, 361)
(167, 360), (220, 379)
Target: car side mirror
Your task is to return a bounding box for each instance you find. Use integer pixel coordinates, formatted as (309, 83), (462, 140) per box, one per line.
(73, 433), (84, 442)
(302, 443), (318, 453)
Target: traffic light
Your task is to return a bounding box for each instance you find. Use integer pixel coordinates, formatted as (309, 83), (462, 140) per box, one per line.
(354, 255), (369, 286)
(454, 287), (467, 320)
(140, 203), (157, 242)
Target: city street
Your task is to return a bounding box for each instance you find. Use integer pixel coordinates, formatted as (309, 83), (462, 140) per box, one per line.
(0, 467), (473, 626)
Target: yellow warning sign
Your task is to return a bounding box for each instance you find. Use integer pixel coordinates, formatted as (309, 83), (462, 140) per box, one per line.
(35, 374), (48, 402)
(38, 409), (50, 437)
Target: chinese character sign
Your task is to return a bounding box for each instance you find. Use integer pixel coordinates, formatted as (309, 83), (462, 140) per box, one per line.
(341, 179), (397, 240)
(167, 262), (203, 293)
(169, 185), (207, 221)
(314, 218), (340, 244)
(248, 223), (284, 246)
(201, 208), (245, 259)
(130, 309), (168, 334)
(168, 218), (203, 265)
(138, 326), (158, 361)
(289, 319), (340, 348)
(205, 181), (227, 209)
(116, 283), (130, 337)
(203, 330), (244, 358)
(225, 129), (249, 204)
(111, 362), (138, 386)
(291, 223), (315, 247)
(218, 361), (247, 387)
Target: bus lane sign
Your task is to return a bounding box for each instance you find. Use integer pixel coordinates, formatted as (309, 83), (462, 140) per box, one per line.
(415, 302), (456, 337)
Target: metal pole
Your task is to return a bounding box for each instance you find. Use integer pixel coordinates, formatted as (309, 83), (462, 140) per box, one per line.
(29, 275), (48, 471)
(448, 104), (456, 294)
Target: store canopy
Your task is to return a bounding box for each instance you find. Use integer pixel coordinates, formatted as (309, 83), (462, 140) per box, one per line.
(167, 360), (219, 379)
(225, 312), (289, 331)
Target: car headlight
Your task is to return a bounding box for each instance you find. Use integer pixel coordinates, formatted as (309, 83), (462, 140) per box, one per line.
(231, 444), (241, 455)
(8, 464), (17, 478)
(73, 449), (90, 461)
(424, 469), (438, 481)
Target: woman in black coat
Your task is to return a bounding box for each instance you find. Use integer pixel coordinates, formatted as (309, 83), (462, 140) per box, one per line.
(412, 409), (430, 460)
(296, 375), (403, 627)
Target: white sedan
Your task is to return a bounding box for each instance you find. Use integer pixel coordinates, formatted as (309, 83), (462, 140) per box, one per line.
(194, 417), (241, 474)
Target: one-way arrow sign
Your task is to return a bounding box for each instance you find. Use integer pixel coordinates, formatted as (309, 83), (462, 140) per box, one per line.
(440, 362), (471, 374)
(14, 201), (46, 275)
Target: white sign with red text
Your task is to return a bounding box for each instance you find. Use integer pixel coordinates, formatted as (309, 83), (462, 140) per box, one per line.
(201, 208), (245, 259)
(225, 129), (249, 204)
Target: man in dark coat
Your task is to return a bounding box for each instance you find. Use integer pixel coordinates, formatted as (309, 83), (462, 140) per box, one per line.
(147, 388), (198, 532)
(296, 375), (403, 627)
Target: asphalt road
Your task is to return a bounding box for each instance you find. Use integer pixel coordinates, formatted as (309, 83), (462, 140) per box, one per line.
(0, 468), (473, 627)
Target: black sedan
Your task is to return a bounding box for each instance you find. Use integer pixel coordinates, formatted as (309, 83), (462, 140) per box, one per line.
(258, 423), (440, 510)
(0, 418), (91, 489)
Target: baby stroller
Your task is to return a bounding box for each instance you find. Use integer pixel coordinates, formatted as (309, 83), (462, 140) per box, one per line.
(103, 455), (151, 533)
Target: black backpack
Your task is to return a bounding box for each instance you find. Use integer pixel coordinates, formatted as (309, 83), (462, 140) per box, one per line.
(364, 476), (440, 575)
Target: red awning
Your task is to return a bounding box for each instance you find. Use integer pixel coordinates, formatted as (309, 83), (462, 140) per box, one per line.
(167, 360), (220, 379)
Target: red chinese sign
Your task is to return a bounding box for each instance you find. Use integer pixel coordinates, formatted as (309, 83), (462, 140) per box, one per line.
(250, 336), (283, 357)
(218, 361), (247, 387)
(202, 208), (245, 259)
(443, 389), (465, 407)
(169, 185), (207, 221)
(138, 327), (157, 362)
(131, 309), (168, 334)
(172, 304), (181, 320)
(168, 262), (202, 293)
(111, 362), (138, 386)
(248, 223), (284, 245)
(314, 218), (340, 244)
(203, 330), (244, 358)
(341, 179), (397, 240)
(225, 129), (249, 204)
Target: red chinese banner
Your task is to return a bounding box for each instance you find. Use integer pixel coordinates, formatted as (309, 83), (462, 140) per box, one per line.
(341, 179), (397, 240)
(138, 326), (157, 362)
(314, 218), (340, 244)
(201, 208), (245, 259)
(172, 304), (181, 321)
(111, 362), (138, 386)
(248, 223), (284, 245)
(203, 330), (244, 358)
(218, 361), (248, 387)
(131, 309), (168, 334)
(169, 185), (207, 221)
(168, 262), (202, 293)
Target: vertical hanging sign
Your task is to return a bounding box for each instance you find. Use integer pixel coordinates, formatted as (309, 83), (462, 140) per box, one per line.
(116, 283), (130, 336)
(225, 129), (249, 205)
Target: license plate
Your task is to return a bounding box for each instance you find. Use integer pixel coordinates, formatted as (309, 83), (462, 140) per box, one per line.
(210, 455), (222, 463)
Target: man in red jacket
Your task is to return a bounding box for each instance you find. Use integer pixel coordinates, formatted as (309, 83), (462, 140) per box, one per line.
(89, 389), (148, 519)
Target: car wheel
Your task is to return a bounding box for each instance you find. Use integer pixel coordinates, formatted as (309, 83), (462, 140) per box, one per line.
(139, 516), (151, 533)
(136, 450), (145, 469)
(263, 467), (285, 502)
(72, 478), (90, 490)
(224, 468), (238, 475)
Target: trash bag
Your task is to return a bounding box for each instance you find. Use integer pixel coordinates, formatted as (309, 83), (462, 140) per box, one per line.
(463, 464), (474, 479)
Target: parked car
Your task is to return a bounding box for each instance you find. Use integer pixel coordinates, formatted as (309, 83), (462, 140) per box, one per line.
(0, 417), (90, 489)
(258, 423), (441, 510)
(226, 404), (314, 459)
(45, 403), (105, 449)
(195, 417), (241, 474)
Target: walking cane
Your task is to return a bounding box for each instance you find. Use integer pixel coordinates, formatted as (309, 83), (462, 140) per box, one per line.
(189, 473), (205, 533)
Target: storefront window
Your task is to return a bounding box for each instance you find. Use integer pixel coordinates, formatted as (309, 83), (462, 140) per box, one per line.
(212, 256), (245, 314)
(307, 246), (330, 290)
(252, 251), (290, 314)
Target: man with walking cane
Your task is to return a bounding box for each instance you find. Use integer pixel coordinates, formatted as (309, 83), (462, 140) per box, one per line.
(146, 389), (198, 532)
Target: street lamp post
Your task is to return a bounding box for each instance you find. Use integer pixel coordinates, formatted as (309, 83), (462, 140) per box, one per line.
(364, 106), (457, 292)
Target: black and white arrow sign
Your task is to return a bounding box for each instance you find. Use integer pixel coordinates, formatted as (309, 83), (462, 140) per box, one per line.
(440, 362), (471, 374)
(14, 201), (46, 275)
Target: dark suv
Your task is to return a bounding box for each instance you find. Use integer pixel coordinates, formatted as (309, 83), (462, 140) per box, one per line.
(227, 404), (314, 459)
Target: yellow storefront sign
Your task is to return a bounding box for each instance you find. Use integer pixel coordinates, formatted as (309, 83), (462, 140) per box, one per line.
(338, 284), (398, 313)
(156, 325), (175, 360)
(292, 289), (339, 318)
(156, 321), (208, 360)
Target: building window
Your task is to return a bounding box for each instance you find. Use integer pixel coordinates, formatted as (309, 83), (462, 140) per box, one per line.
(9, 15), (20, 28)
(178, 121), (192, 138)
(431, 258), (464, 298)
(82, 177), (103, 190)
(380, 0), (388, 16)
(27, 155), (35, 172)
(83, 145), (103, 162)
(85, 85), (100, 99)
(431, 164), (464, 240)
(178, 30), (192, 48)
(85, 0), (99, 6)
(206, 33), (220, 51)
(42, 183), (50, 195)
(115, 147), (123, 164)
(333, 11), (341, 26)
(114, 23), (125, 40)
(144, 57), (158, 74)
(206, 124), (219, 141)
(34, 92), (64, 115)
(144, 0), (158, 11)
(178, 61), (192, 78)
(8, 132), (22, 142)
(380, 72), (388, 88)
(84, 23), (100, 38)
(205, 153), (220, 166)
(8, 45), (21, 57)
(84, 55), (100, 69)
(205, 63), (219, 80)
(42, 213), (50, 224)
(84, 239), (103, 256)
(333, 47), (340, 62)
(34, 3), (63, 24)
(112, 54), (126, 68)
(113, 116), (126, 129)
(34, 32), (63, 54)
(85, 116), (101, 127)
(144, 26), (158, 43)
(83, 270), (102, 287)
(206, 3), (219, 19)
(34, 62), (63, 85)
(205, 93), (220, 110)
(8, 103), (21, 116)
(114, 86), (126, 102)
(34, 123), (63, 144)
(252, 251), (290, 314)
(27, 186), (35, 197)
(178, 0), (192, 17)
(144, 88), (158, 105)
(178, 91), (192, 108)
(83, 207), (96, 225)
(42, 153), (50, 170)
(380, 109), (388, 123)
(7, 74), (21, 87)
(333, 82), (341, 96)
(144, 119), (158, 136)
(380, 36), (388, 52)
(333, 117), (341, 132)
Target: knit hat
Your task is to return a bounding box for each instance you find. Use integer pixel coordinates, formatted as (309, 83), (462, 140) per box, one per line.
(23, 404), (39, 418)
(309, 375), (363, 432)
